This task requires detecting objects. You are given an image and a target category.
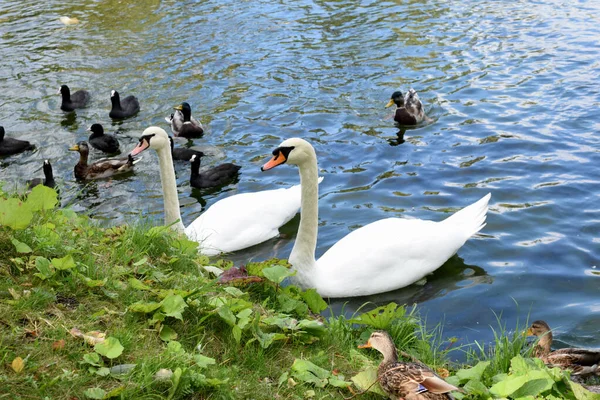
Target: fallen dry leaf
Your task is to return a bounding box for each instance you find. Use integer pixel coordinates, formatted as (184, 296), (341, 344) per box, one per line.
(69, 328), (105, 345)
(8, 287), (21, 300)
(11, 356), (25, 373)
(52, 339), (65, 350)
(24, 329), (39, 339)
(436, 367), (450, 378)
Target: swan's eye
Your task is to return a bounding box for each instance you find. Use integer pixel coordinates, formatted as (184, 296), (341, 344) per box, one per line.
(139, 134), (155, 144)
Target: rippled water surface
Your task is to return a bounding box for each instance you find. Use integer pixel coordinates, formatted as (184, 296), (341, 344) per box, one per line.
(1, 0), (599, 351)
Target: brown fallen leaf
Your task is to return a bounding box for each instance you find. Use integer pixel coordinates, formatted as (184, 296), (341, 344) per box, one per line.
(11, 356), (25, 373)
(69, 328), (105, 345)
(24, 329), (39, 339)
(52, 339), (65, 350)
(436, 367), (450, 378)
(8, 287), (21, 300)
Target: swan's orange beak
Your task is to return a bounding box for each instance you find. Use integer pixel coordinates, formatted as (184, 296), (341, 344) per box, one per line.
(130, 138), (150, 157)
(358, 340), (372, 349)
(385, 99), (395, 108)
(261, 152), (286, 171)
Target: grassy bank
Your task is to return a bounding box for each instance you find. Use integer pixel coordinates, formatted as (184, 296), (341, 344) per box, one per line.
(0, 186), (597, 399)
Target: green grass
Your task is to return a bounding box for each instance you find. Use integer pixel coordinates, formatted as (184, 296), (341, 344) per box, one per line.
(0, 186), (597, 400)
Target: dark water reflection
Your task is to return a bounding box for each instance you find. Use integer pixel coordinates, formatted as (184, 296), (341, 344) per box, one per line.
(1, 0), (599, 353)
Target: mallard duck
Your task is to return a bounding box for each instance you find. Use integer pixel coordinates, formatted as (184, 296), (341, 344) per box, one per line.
(0, 126), (35, 156)
(58, 85), (90, 111)
(261, 138), (491, 298)
(527, 320), (600, 376)
(129, 127), (318, 256)
(87, 124), (120, 154)
(27, 160), (56, 189)
(109, 90), (140, 119)
(189, 154), (241, 189)
(359, 331), (459, 399)
(166, 102), (204, 138)
(69, 141), (139, 180)
(386, 89), (427, 126)
(169, 136), (204, 161)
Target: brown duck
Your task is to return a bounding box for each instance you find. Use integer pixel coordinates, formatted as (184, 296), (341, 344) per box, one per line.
(527, 320), (600, 377)
(69, 141), (139, 180)
(359, 331), (459, 400)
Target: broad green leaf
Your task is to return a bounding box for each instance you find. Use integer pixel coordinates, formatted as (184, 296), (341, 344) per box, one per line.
(128, 278), (151, 290)
(464, 378), (489, 396)
(278, 293), (308, 315)
(34, 257), (54, 280)
(329, 375), (351, 388)
(166, 341), (185, 355)
(232, 325), (242, 343)
(236, 308), (253, 330)
(569, 380), (600, 400)
(109, 364), (137, 375)
(278, 372), (289, 387)
(223, 286), (245, 297)
(95, 367), (110, 376)
(217, 305), (236, 326)
(262, 265), (296, 284)
(104, 386), (125, 399)
(167, 367), (183, 400)
(0, 198), (33, 229)
(11, 238), (32, 253)
(159, 325), (178, 342)
(83, 352), (102, 366)
(94, 337), (124, 359)
(291, 359), (330, 380)
(83, 387), (107, 399)
(160, 294), (187, 320)
(348, 302), (407, 329)
(351, 367), (386, 395)
(456, 360), (490, 383)
(128, 301), (161, 314)
(25, 185), (58, 211)
(511, 375), (554, 398)
(300, 289), (328, 313)
(193, 354), (216, 369)
(489, 374), (529, 398)
(132, 257), (148, 267)
(84, 278), (105, 288)
(52, 254), (76, 270)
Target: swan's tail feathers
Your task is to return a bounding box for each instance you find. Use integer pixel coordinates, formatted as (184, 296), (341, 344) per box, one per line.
(441, 193), (491, 238)
(317, 176), (324, 184)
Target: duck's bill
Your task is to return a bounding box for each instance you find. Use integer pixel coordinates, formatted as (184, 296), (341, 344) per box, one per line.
(385, 99), (395, 108)
(357, 341), (372, 349)
(68, 144), (80, 151)
(173, 105), (183, 111)
(130, 140), (150, 157)
(524, 328), (533, 336)
(261, 154), (286, 171)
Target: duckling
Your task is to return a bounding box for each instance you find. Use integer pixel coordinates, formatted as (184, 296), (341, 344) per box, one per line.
(169, 136), (204, 162)
(167, 102), (204, 138)
(0, 126), (35, 156)
(189, 154), (241, 189)
(386, 89), (428, 126)
(109, 90), (140, 119)
(58, 85), (90, 111)
(27, 160), (56, 189)
(68, 141), (139, 180)
(87, 123), (120, 154)
(527, 320), (600, 377)
(359, 331), (459, 399)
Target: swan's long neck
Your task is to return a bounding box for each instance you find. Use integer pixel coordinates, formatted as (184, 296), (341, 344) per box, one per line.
(156, 145), (185, 233)
(289, 151), (319, 287)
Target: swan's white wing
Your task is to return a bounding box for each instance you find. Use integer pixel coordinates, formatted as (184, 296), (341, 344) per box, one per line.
(314, 218), (471, 298)
(185, 185), (301, 256)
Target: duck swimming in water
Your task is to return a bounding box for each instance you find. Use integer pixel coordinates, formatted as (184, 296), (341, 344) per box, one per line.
(386, 89), (428, 126)
(0, 126), (35, 156)
(166, 102), (204, 138)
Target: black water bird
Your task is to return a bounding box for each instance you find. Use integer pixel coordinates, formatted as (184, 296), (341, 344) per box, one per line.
(189, 154), (241, 189)
(27, 160), (56, 189)
(58, 84), (90, 111)
(0, 126), (35, 156)
(87, 123), (120, 154)
(169, 136), (204, 161)
(109, 90), (140, 119)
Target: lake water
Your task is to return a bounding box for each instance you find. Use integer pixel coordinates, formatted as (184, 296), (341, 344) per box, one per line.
(1, 0), (599, 352)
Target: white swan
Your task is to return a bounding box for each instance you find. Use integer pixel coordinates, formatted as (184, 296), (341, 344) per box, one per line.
(130, 127), (307, 256)
(261, 138), (491, 298)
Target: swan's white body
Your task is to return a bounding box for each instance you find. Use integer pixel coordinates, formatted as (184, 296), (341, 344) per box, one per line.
(131, 127), (305, 256)
(263, 138), (491, 298)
